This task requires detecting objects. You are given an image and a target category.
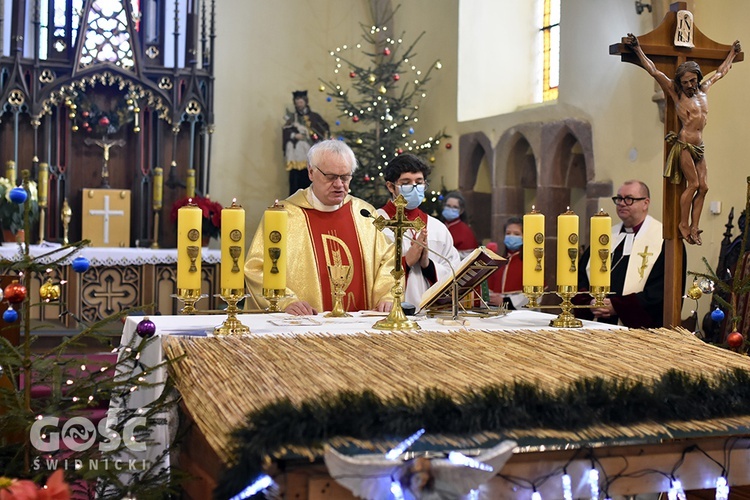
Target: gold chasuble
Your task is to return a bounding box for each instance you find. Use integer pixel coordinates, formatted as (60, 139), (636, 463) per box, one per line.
(245, 188), (395, 312)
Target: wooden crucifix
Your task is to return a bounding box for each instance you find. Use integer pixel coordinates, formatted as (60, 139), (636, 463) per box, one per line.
(610, 2), (743, 327)
(84, 136), (126, 188)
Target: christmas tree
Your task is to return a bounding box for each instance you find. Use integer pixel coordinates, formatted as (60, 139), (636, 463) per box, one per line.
(0, 171), (183, 498)
(320, 4), (449, 209)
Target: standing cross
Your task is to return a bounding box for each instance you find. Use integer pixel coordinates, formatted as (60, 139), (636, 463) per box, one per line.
(84, 136), (126, 188)
(370, 194), (425, 330)
(88, 194), (124, 245)
(610, 1), (743, 327)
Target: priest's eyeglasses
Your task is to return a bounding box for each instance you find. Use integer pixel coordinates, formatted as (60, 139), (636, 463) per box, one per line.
(314, 165), (352, 183)
(612, 196), (647, 206)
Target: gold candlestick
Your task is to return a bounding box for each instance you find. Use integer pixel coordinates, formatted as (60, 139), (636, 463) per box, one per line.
(214, 288), (250, 335)
(523, 285), (544, 308)
(550, 285), (583, 328)
(325, 264), (352, 318)
(174, 288), (205, 314)
(263, 288), (286, 312)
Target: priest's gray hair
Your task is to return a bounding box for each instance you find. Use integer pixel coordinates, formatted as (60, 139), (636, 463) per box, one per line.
(307, 139), (359, 173)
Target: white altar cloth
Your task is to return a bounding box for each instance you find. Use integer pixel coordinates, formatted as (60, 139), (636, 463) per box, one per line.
(110, 310), (624, 487)
(0, 243), (221, 266)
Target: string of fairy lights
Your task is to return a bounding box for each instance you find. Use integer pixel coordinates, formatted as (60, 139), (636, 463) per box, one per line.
(229, 431), (747, 500)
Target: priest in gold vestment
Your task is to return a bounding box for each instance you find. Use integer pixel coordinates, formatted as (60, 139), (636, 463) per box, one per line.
(245, 140), (395, 315)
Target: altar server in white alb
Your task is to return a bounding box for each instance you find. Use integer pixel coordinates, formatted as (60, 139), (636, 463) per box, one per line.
(377, 154), (461, 307)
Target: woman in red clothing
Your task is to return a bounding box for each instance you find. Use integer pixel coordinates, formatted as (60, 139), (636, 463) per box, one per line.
(488, 217), (527, 309)
(441, 191), (479, 258)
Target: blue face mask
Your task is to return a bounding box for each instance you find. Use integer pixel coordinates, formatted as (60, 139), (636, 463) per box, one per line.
(504, 234), (523, 251)
(398, 184), (426, 210)
(442, 207), (460, 221)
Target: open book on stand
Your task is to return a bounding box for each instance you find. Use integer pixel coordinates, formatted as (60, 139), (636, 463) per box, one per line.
(418, 246), (506, 312)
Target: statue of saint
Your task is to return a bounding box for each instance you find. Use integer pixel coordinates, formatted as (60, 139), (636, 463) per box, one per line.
(282, 90), (330, 195)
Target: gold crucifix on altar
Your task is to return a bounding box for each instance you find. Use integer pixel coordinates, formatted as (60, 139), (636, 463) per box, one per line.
(369, 194), (425, 330)
(84, 136), (126, 188)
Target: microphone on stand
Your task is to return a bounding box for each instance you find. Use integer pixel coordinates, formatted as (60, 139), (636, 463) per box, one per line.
(360, 208), (463, 319)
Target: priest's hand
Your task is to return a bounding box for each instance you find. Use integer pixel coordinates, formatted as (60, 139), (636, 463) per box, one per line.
(285, 300), (318, 316)
(374, 301), (393, 312)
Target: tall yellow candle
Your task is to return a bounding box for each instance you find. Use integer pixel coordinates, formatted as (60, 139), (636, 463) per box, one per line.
(5, 160), (16, 186)
(38, 163), (49, 208)
(177, 202), (202, 290)
(589, 210), (612, 288)
(152, 167), (164, 210)
(221, 199), (246, 291)
(186, 169), (196, 198)
(262, 201), (288, 291)
(556, 209), (579, 288)
(522, 208), (545, 287)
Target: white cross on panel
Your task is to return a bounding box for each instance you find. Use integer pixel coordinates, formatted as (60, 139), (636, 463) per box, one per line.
(88, 195), (125, 244)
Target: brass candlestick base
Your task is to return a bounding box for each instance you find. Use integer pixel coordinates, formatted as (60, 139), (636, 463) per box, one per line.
(523, 285), (545, 308)
(373, 273), (420, 331)
(214, 288), (250, 335)
(550, 285), (582, 328)
(589, 285), (610, 307)
(174, 288), (205, 315)
(263, 288), (286, 312)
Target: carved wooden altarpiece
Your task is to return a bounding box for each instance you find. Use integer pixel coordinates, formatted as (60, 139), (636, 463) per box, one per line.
(0, 0), (216, 248)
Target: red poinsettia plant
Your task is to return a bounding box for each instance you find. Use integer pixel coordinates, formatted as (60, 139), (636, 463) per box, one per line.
(170, 195), (222, 240)
(0, 469), (70, 499)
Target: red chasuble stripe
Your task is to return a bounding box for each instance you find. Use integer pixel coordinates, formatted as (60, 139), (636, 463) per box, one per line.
(303, 202), (368, 311)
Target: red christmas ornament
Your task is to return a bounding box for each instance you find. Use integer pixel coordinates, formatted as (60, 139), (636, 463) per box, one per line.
(445, 143), (453, 150)
(312, 134), (319, 141)
(364, 174), (371, 182)
(727, 331), (744, 348)
(397, 148), (403, 154)
(81, 111), (90, 118)
(99, 116), (110, 127)
(352, 115), (360, 123)
(383, 47), (391, 56)
(349, 71), (356, 78)
(4, 282), (27, 304)
(393, 74), (400, 81)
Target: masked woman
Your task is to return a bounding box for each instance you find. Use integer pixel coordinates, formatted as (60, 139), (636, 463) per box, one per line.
(441, 191), (479, 258)
(488, 217), (527, 309)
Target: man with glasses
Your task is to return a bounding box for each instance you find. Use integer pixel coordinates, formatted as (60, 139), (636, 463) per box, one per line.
(575, 180), (684, 328)
(377, 154), (461, 307)
(245, 140), (395, 316)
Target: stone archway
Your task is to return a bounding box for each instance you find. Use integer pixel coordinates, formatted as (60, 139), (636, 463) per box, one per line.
(457, 132), (494, 242)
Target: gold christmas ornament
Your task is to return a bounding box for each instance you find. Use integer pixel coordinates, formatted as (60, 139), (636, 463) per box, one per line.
(319, 85), (326, 92)
(368, 74), (376, 84)
(39, 279), (61, 302)
(429, 156), (436, 163)
(686, 280), (702, 300)
(378, 85), (387, 94)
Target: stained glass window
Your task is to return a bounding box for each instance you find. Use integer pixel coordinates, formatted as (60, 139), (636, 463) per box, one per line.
(78, 0), (135, 70)
(541, 0), (560, 101)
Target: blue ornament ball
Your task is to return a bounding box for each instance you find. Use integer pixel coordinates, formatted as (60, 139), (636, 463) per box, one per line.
(335, 120), (341, 126)
(326, 96), (332, 102)
(136, 318), (157, 338)
(71, 256), (91, 273)
(3, 308), (18, 323)
(9, 187), (27, 204)
(408, 127), (415, 134)
(710, 308), (725, 322)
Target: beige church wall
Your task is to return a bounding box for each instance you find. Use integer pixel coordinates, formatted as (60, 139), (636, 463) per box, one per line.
(210, 0), (459, 238)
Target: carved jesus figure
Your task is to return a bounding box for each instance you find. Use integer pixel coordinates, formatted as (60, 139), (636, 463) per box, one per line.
(627, 33), (741, 245)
